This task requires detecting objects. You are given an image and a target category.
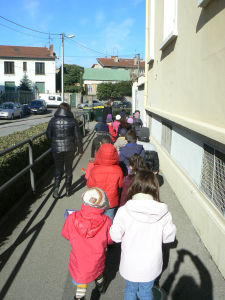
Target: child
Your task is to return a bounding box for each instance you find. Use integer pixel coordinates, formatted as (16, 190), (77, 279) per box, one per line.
(114, 128), (127, 152)
(120, 154), (147, 206)
(87, 143), (124, 220)
(94, 116), (109, 132)
(61, 187), (113, 300)
(113, 114), (121, 134)
(85, 135), (113, 180)
(133, 110), (143, 138)
(110, 170), (176, 300)
(106, 114), (117, 143)
(119, 130), (145, 171)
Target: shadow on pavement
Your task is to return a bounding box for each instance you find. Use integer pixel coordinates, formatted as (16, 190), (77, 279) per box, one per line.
(162, 249), (213, 300)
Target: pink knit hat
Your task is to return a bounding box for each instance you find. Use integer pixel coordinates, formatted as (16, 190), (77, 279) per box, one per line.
(127, 117), (133, 124)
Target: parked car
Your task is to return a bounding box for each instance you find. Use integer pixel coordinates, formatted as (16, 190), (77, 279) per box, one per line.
(77, 100), (104, 108)
(112, 100), (132, 108)
(29, 100), (47, 114)
(0, 102), (22, 119)
(39, 94), (63, 107)
(21, 104), (30, 117)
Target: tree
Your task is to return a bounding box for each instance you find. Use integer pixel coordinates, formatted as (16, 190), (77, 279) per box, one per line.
(97, 81), (132, 100)
(56, 64), (84, 93)
(18, 74), (33, 91)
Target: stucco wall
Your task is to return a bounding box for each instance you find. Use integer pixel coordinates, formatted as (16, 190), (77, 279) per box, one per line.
(0, 58), (56, 94)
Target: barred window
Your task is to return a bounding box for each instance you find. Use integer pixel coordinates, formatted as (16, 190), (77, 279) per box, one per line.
(161, 122), (172, 153)
(200, 144), (225, 216)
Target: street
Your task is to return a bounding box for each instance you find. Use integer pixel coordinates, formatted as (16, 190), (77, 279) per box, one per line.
(0, 109), (56, 137)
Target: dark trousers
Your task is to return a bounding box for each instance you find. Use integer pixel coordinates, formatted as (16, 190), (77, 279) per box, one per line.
(53, 151), (74, 178)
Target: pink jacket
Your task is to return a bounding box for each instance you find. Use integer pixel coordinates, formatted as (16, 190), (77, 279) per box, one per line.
(113, 120), (120, 134)
(110, 193), (176, 282)
(62, 204), (113, 283)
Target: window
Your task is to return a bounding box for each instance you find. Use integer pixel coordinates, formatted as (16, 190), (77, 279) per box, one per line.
(161, 122), (172, 153)
(148, 0), (155, 63)
(160, 0), (178, 50)
(35, 62), (45, 75)
(5, 81), (15, 91)
(87, 85), (93, 95)
(35, 82), (45, 93)
(200, 144), (225, 216)
(23, 62), (27, 72)
(49, 96), (56, 100)
(4, 61), (15, 74)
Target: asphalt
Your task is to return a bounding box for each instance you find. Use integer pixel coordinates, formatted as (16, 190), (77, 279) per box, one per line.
(0, 121), (224, 300)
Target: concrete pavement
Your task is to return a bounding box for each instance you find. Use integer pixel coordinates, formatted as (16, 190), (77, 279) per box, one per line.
(0, 122), (224, 300)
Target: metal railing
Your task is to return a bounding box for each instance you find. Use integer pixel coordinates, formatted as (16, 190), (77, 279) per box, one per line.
(0, 111), (89, 195)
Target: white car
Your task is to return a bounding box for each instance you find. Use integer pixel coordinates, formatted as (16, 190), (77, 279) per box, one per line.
(0, 102), (22, 119)
(77, 100), (103, 108)
(39, 94), (63, 107)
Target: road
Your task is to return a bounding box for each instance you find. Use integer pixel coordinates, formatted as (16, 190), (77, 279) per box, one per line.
(0, 109), (56, 137)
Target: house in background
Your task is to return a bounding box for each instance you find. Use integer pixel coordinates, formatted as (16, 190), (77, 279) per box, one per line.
(83, 68), (130, 99)
(95, 55), (145, 78)
(0, 45), (56, 95)
(144, 0), (225, 277)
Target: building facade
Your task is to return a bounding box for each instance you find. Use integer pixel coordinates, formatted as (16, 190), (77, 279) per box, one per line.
(145, 0), (225, 276)
(0, 45), (56, 95)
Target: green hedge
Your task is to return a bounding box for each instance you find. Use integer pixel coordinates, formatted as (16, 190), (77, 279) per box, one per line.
(0, 123), (52, 218)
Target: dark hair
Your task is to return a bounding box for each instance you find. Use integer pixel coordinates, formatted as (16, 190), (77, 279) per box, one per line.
(127, 170), (160, 202)
(59, 102), (71, 111)
(125, 130), (137, 143)
(128, 154), (147, 174)
(101, 135), (113, 145)
(119, 128), (127, 137)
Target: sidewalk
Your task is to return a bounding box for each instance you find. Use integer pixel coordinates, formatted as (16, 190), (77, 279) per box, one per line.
(0, 122), (224, 300)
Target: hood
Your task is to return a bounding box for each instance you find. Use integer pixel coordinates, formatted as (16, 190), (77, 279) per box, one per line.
(54, 108), (74, 118)
(124, 143), (144, 155)
(125, 193), (168, 223)
(94, 143), (119, 166)
(73, 204), (107, 238)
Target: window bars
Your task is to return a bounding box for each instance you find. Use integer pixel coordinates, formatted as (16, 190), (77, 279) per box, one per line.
(201, 144), (225, 216)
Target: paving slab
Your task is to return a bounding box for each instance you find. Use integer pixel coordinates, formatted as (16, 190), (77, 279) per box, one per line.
(0, 122), (224, 300)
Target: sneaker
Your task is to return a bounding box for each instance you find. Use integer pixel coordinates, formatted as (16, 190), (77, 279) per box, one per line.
(53, 188), (59, 198)
(74, 296), (85, 300)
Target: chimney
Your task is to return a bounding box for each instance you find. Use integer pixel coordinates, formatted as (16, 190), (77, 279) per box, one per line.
(113, 56), (119, 63)
(49, 44), (53, 56)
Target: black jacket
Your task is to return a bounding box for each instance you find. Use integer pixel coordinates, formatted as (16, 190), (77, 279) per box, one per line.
(102, 105), (113, 122)
(46, 108), (83, 153)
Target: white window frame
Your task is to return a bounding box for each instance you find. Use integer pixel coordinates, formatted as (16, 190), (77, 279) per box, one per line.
(198, 0), (211, 8)
(160, 0), (178, 51)
(148, 0), (155, 64)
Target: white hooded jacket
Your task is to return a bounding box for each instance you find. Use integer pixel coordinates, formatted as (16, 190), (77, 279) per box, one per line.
(110, 193), (176, 282)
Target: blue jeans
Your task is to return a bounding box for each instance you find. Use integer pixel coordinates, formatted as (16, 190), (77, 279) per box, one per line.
(124, 280), (154, 300)
(104, 207), (117, 221)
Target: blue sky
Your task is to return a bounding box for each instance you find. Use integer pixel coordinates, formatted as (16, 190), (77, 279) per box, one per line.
(0, 0), (146, 68)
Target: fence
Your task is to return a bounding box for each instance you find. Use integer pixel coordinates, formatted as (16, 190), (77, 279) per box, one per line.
(0, 90), (34, 104)
(0, 112), (89, 195)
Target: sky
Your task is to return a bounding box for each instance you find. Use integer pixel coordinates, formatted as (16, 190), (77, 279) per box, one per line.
(0, 0), (146, 68)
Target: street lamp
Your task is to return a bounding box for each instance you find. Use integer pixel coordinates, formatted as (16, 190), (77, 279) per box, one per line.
(61, 33), (75, 102)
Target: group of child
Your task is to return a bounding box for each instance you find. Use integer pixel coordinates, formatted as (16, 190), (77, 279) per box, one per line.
(61, 110), (176, 300)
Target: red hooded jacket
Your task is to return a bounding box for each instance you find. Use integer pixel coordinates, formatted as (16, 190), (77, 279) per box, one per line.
(87, 143), (124, 208)
(61, 204), (113, 283)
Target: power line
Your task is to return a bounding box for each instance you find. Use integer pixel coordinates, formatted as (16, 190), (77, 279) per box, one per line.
(65, 37), (106, 56)
(0, 15), (60, 36)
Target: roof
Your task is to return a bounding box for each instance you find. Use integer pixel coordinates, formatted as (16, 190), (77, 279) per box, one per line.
(0, 45), (56, 59)
(83, 68), (130, 81)
(97, 56), (145, 69)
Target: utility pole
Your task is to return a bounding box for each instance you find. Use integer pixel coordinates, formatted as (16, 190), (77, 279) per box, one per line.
(61, 33), (64, 102)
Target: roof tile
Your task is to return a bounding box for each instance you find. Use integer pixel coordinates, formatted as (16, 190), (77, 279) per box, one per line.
(0, 45), (55, 59)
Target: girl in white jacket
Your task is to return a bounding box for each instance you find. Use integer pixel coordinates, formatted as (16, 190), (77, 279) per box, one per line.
(110, 170), (176, 300)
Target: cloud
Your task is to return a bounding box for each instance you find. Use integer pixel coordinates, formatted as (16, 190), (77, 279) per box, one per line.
(24, 0), (40, 18)
(96, 11), (105, 25)
(102, 18), (134, 51)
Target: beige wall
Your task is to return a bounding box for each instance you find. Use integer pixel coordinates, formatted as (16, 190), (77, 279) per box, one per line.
(146, 0), (225, 144)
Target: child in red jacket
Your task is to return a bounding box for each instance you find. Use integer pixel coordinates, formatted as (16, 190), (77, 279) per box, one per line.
(61, 187), (113, 300)
(106, 114), (117, 143)
(87, 143), (124, 220)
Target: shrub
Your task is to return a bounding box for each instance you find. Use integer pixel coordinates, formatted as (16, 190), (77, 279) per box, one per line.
(0, 123), (52, 218)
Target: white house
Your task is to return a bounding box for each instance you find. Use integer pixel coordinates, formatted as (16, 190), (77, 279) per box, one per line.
(0, 45), (56, 94)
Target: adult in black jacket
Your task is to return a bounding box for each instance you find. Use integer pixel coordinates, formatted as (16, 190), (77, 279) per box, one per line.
(102, 99), (113, 122)
(46, 102), (83, 198)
